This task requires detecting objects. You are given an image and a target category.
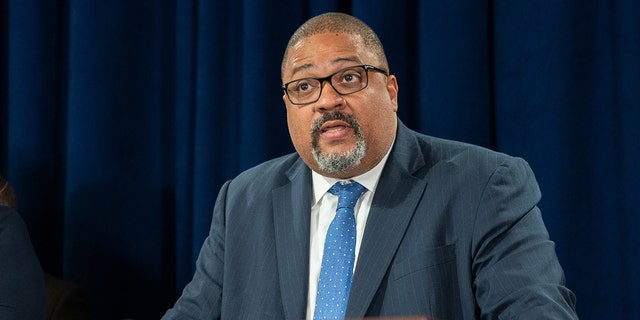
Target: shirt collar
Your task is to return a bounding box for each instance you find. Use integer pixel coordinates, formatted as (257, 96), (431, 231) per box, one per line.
(311, 140), (394, 205)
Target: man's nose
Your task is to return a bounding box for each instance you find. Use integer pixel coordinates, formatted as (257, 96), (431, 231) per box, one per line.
(315, 80), (344, 112)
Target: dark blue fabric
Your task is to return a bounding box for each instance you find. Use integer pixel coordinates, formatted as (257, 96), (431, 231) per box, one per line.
(1, 1), (637, 319)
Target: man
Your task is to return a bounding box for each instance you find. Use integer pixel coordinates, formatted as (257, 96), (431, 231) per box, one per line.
(163, 12), (577, 319)
(0, 177), (45, 320)
(0, 177), (92, 320)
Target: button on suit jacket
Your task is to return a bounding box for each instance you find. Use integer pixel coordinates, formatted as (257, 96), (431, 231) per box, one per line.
(163, 120), (577, 320)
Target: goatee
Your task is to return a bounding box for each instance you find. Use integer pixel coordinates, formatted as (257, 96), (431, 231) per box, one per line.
(310, 112), (366, 174)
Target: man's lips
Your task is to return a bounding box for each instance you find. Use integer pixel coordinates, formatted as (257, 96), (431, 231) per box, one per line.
(319, 120), (352, 139)
(320, 120), (350, 132)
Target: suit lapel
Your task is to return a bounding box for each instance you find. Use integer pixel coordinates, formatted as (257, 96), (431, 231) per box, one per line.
(346, 122), (429, 318)
(273, 159), (312, 319)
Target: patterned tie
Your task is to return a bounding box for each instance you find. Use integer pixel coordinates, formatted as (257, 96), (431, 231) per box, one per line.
(314, 181), (367, 320)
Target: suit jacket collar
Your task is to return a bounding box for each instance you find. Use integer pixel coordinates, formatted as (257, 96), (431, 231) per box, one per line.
(346, 120), (429, 318)
(273, 119), (428, 319)
(273, 158), (312, 319)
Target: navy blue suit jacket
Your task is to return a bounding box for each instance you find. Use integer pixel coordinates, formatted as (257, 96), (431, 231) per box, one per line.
(163, 120), (577, 319)
(0, 206), (45, 320)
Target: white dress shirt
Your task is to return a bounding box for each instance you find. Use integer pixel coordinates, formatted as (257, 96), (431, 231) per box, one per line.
(306, 147), (392, 320)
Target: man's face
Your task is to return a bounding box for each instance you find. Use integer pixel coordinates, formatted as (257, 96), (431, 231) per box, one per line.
(282, 33), (399, 179)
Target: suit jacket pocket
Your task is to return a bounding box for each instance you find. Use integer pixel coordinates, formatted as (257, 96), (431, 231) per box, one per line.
(383, 244), (462, 319)
(391, 244), (456, 280)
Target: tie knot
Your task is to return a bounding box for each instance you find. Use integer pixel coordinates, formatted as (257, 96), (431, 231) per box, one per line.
(329, 181), (366, 210)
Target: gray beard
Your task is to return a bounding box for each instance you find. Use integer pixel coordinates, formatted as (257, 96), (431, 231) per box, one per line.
(310, 112), (366, 174)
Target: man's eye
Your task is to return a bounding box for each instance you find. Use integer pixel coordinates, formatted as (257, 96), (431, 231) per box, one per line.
(297, 82), (310, 92)
(341, 72), (361, 83)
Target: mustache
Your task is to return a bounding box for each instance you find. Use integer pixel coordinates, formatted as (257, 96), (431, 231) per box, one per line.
(311, 112), (360, 135)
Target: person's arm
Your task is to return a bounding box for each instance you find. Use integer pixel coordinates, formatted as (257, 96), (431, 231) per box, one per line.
(44, 273), (92, 320)
(161, 181), (231, 320)
(0, 207), (45, 320)
(471, 157), (578, 319)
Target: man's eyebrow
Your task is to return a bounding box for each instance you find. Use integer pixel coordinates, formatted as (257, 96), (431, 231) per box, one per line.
(290, 63), (314, 79)
(288, 57), (362, 80)
(332, 56), (361, 66)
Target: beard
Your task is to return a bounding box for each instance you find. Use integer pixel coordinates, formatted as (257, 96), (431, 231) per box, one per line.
(310, 112), (366, 174)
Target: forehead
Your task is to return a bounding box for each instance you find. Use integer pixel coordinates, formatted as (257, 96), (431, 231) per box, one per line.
(283, 33), (374, 80)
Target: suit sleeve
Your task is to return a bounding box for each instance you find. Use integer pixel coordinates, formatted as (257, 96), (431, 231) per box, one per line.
(0, 207), (45, 320)
(471, 157), (578, 319)
(162, 181), (231, 320)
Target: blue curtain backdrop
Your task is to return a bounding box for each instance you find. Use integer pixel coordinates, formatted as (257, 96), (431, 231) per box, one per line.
(1, 1), (638, 319)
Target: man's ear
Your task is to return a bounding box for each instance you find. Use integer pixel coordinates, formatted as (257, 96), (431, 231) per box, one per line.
(386, 75), (399, 112)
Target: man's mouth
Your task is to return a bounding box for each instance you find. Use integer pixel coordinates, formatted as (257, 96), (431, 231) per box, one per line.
(321, 120), (349, 131)
(311, 112), (360, 142)
(319, 120), (351, 138)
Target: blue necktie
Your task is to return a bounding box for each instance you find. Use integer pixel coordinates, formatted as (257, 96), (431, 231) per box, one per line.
(314, 181), (367, 320)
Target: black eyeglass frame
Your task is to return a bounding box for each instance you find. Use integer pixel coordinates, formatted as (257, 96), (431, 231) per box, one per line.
(282, 64), (389, 105)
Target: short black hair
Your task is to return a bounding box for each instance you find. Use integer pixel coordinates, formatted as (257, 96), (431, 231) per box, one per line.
(281, 12), (389, 78)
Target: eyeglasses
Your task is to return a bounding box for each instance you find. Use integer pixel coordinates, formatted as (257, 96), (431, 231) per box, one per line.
(282, 64), (388, 105)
